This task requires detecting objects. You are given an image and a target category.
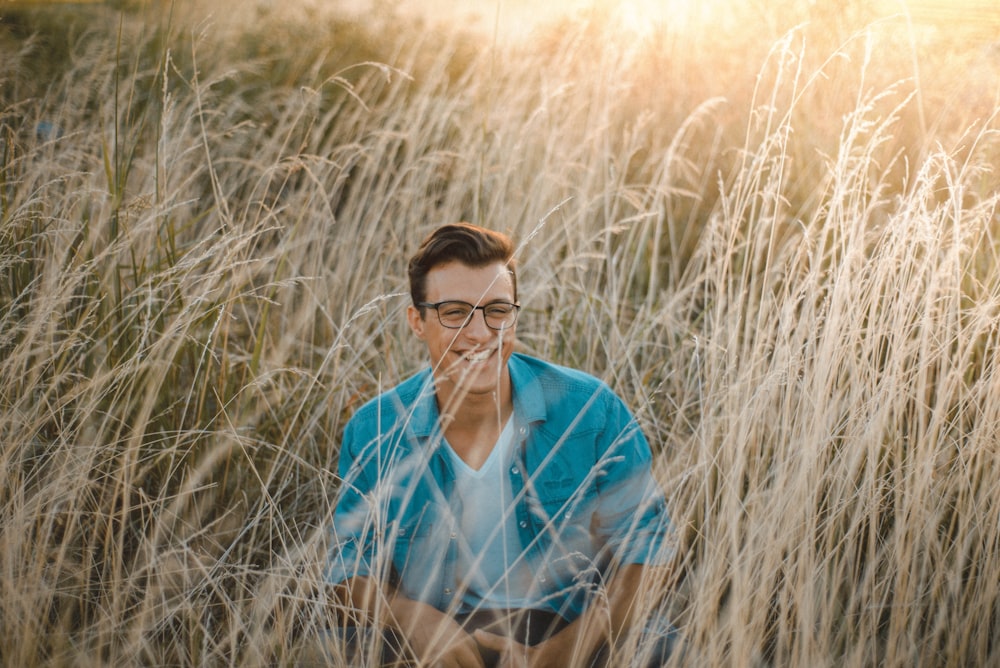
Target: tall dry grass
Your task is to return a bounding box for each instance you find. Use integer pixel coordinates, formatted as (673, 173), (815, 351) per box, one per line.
(1, 0), (998, 665)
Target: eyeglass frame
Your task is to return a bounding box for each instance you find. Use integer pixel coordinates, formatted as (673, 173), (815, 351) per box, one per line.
(416, 300), (521, 330)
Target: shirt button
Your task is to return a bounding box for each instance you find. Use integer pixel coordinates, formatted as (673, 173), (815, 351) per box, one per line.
(519, 520), (528, 528)
(519, 427), (527, 436)
(511, 466), (520, 476)
(444, 588), (452, 596)
(450, 531), (457, 539)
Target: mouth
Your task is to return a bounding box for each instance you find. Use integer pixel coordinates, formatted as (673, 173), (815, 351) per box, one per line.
(462, 349), (493, 364)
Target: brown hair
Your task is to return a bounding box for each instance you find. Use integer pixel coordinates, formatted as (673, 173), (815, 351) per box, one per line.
(408, 223), (517, 307)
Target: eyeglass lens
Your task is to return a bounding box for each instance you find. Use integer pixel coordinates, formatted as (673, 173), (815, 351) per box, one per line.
(436, 301), (517, 329)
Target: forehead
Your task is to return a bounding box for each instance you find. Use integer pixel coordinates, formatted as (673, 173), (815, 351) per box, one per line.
(424, 261), (515, 302)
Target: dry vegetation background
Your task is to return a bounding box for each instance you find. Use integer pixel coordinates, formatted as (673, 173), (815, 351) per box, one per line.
(1, 0), (999, 665)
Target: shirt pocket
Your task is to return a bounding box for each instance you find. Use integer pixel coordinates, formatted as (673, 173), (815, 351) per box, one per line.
(390, 514), (449, 593)
(529, 480), (604, 586)
(530, 473), (598, 547)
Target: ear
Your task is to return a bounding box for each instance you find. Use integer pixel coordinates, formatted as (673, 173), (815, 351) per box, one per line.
(407, 305), (427, 340)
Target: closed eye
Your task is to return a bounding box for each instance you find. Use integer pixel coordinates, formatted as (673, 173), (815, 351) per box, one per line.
(484, 304), (514, 317)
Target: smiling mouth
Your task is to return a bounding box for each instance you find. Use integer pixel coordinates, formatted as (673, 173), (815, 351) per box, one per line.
(463, 350), (493, 363)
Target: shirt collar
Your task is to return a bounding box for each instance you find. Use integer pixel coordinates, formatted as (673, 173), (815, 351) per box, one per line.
(408, 370), (441, 439)
(509, 354), (547, 425)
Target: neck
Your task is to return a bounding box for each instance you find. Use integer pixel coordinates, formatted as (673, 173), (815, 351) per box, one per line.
(437, 383), (513, 470)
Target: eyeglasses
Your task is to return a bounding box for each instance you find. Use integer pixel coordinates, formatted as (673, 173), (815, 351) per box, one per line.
(417, 300), (521, 330)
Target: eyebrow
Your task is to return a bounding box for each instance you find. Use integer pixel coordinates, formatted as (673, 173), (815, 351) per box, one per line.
(435, 298), (515, 304)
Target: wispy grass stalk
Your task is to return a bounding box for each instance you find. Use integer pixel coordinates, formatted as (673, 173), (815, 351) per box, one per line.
(0, 0), (998, 664)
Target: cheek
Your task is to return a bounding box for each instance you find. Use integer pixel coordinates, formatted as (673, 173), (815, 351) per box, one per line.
(431, 331), (460, 354)
(499, 330), (516, 353)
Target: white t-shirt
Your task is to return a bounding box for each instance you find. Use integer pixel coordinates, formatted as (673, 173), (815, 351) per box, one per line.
(445, 419), (544, 612)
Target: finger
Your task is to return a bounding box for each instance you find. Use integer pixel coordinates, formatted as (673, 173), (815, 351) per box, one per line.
(472, 629), (509, 652)
(473, 631), (532, 668)
(432, 644), (486, 668)
(455, 638), (489, 668)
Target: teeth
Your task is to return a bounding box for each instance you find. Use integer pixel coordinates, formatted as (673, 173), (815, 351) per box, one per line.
(465, 351), (491, 362)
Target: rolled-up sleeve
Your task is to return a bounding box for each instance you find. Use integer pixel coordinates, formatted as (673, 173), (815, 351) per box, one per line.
(592, 393), (675, 567)
(327, 419), (376, 586)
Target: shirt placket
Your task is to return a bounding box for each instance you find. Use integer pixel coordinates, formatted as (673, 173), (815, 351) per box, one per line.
(510, 423), (552, 591)
(431, 446), (461, 608)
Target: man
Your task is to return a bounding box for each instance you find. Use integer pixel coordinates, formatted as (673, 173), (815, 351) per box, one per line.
(328, 223), (675, 667)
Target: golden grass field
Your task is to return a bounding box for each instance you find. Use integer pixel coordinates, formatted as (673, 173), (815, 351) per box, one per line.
(1, 0), (999, 665)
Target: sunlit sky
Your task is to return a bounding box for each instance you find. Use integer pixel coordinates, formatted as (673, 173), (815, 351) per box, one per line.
(325, 0), (1000, 40)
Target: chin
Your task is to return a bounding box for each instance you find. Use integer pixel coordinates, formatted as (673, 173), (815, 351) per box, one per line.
(457, 370), (500, 392)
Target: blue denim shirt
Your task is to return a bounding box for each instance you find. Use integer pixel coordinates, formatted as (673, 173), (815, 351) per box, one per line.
(328, 354), (673, 620)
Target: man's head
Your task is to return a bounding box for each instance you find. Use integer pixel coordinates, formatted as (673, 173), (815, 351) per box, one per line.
(406, 223), (519, 401)
(408, 223), (517, 308)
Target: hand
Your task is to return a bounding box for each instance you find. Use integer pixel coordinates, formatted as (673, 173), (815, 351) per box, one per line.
(401, 607), (485, 668)
(473, 629), (569, 668)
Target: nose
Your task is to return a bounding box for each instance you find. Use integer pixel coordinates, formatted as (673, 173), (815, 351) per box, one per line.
(461, 309), (494, 341)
